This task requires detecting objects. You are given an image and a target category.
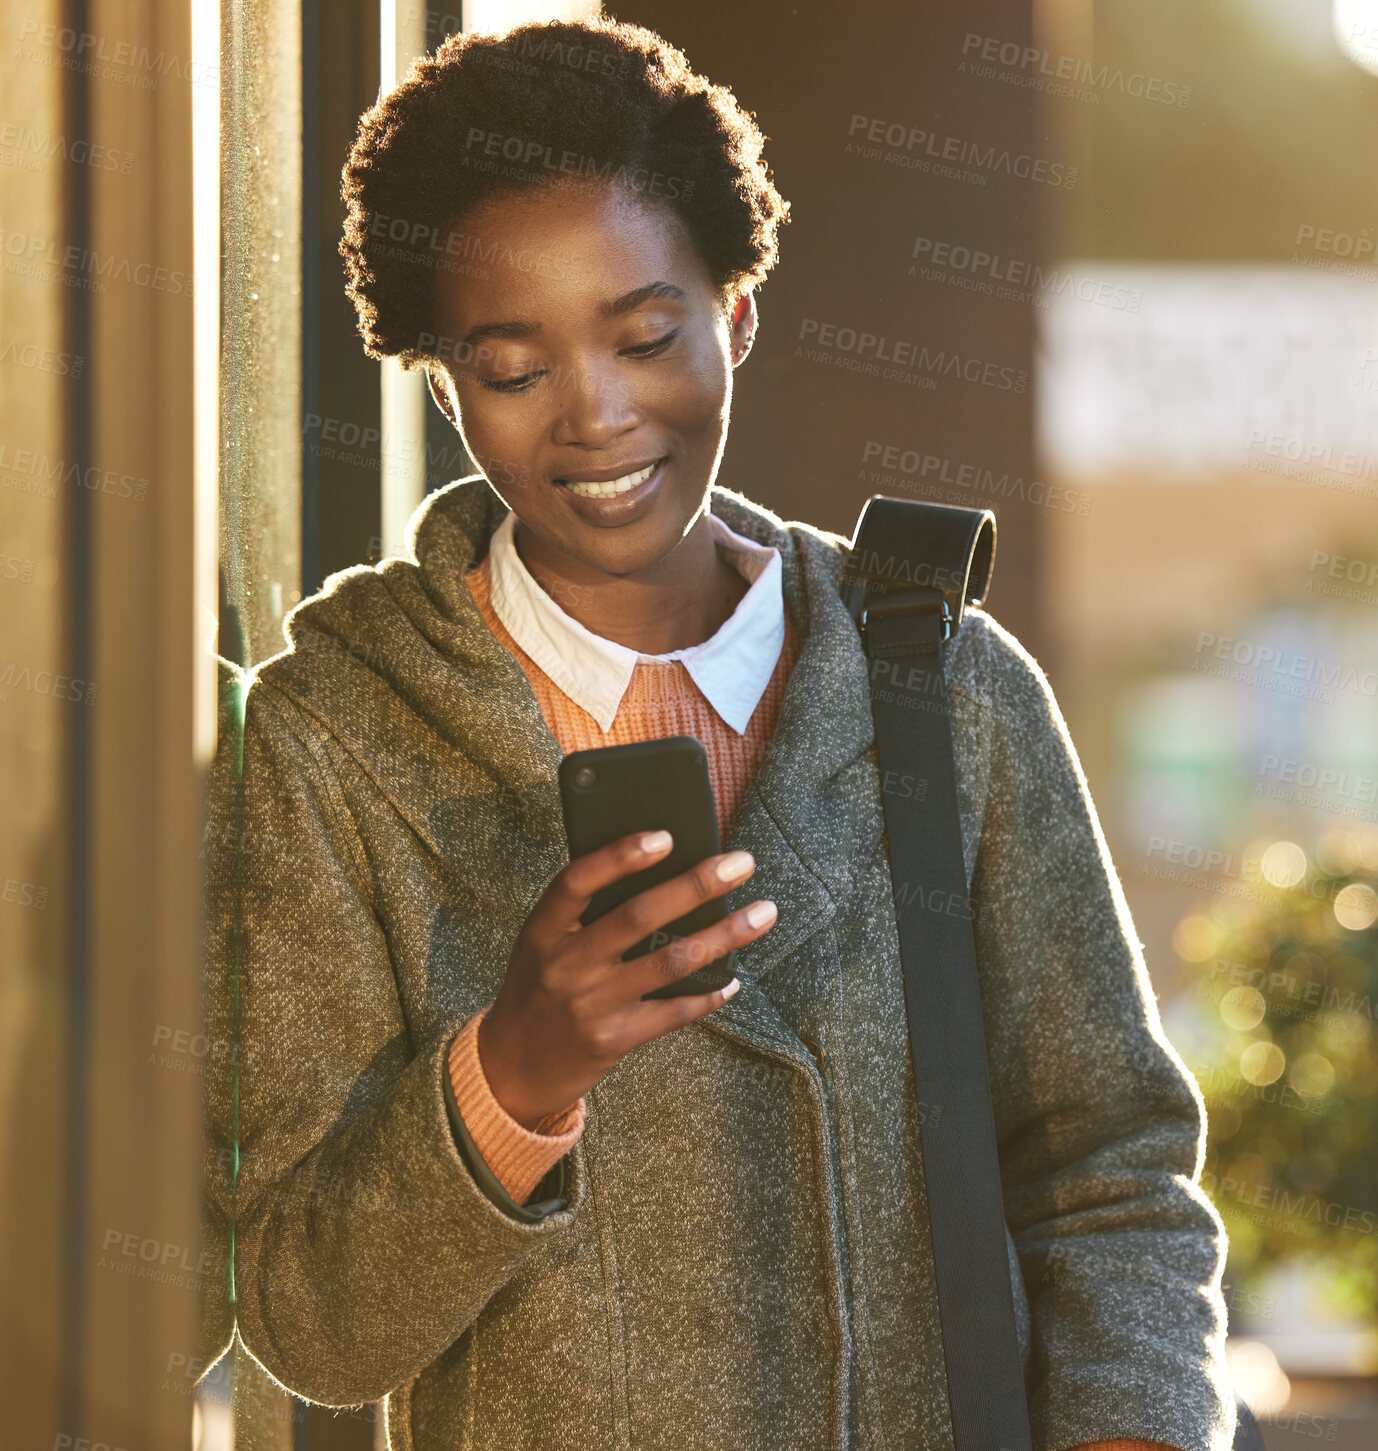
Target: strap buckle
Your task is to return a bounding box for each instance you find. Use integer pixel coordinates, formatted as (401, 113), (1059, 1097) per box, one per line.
(858, 587), (953, 653)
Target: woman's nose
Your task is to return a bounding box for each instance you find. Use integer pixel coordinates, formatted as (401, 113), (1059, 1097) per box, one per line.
(549, 360), (642, 447)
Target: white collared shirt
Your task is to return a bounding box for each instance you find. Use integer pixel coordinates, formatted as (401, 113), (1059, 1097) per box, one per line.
(485, 508), (786, 735)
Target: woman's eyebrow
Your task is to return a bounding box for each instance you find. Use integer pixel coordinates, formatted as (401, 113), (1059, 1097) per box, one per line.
(461, 281), (686, 347)
(599, 280), (686, 317)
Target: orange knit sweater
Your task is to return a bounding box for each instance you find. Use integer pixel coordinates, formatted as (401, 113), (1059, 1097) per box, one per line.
(447, 552), (799, 1206)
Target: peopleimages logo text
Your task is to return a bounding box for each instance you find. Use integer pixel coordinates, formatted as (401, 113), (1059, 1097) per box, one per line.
(798, 317), (1027, 392)
(1194, 632), (1378, 697)
(846, 113), (1076, 189)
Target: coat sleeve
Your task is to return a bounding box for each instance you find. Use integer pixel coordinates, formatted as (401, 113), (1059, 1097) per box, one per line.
(210, 678), (586, 1407)
(965, 614), (1235, 1451)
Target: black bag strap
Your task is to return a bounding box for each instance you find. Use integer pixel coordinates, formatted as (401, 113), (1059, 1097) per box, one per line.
(842, 494), (1031, 1451)
(842, 496), (1264, 1451)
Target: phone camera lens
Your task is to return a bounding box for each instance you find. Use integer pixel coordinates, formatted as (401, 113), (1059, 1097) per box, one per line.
(573, 766), (597, 789)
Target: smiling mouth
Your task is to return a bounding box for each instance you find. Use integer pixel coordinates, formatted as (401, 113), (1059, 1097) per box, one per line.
(556, 459), (663, 499)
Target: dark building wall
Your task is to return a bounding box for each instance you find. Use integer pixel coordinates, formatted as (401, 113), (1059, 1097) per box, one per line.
(608, 0), (1046, 653)
(303, 0), (383, 596)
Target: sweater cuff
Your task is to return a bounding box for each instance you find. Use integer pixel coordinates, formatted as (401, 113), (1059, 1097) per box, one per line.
(1069, 1443), (1183, 1450)
(447, 1007), (586, 1206)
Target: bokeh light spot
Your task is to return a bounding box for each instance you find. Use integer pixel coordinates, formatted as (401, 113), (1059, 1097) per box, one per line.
(1260, 841), (1307, 889)
(1287, 1052), (1336, 1098)
(1220, 986), (1267, 1030)
(1239, 1041), (1286, 1086)
(1333, 881), (1378, 932)
(1173, 913), (1221, 961)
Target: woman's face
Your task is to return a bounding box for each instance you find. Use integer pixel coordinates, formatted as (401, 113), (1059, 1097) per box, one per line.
(428, 181), (755, 582)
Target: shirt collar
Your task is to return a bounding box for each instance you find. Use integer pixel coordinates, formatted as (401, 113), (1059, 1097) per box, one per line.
(485, 508), (785, 735)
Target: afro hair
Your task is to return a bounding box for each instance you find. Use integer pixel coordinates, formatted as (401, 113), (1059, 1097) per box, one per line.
(339, 14), (791, 368)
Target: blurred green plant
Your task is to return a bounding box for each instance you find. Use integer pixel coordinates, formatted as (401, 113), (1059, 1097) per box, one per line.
(1179, 825), (1378, 1334)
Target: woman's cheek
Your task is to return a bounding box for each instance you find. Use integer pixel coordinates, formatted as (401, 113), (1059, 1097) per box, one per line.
(660, 352), (729, 436)
(484, 455), (524, 490)
(463, 412), (540, 497)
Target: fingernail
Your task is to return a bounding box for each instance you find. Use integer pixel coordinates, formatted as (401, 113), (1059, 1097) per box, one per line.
(641, 830), (673, 853)
(744, 900), (776, 929)
(722, 977), (741, 1000)
(715, 850), (754, 881)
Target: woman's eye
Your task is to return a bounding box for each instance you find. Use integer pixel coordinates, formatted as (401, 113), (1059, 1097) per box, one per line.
(478, 369), (543, 393)
(623, 330), (678, 357)
(474, 332), (677, 392)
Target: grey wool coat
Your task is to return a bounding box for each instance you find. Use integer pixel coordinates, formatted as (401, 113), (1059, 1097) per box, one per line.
(201, 474), (1237, 1451)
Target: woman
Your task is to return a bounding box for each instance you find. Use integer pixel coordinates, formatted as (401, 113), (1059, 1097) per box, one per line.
(206, 15), (1235, 1449)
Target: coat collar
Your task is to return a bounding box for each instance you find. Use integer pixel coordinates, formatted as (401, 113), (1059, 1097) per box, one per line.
(258, 474), (880, 1058)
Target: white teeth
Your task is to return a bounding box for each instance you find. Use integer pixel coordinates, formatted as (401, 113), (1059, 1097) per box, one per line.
(562, 461), (658, 498)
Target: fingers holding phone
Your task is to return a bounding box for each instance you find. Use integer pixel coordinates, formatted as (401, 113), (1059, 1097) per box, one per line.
(593, 840), (779, 1005)
(479, 827), (777, 1131)
(477, 738), (779, 1131)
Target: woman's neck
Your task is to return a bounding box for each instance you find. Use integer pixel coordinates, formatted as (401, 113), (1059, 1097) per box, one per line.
(513, 515), (750, 655)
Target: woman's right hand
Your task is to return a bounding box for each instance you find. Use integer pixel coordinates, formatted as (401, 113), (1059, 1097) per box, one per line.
(475, 830), (777, 1130)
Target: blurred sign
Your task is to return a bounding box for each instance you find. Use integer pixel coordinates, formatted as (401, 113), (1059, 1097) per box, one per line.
(1037, 264), (1378, 488)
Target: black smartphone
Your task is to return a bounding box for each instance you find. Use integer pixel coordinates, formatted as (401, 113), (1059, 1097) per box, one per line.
(557, 735), (737, 1000)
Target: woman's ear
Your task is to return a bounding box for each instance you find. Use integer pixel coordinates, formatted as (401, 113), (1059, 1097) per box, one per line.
(426, 367), (457, 428)
(728, 289), (758, 366)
